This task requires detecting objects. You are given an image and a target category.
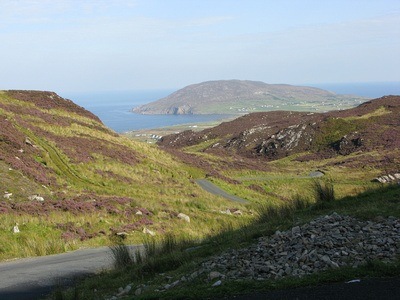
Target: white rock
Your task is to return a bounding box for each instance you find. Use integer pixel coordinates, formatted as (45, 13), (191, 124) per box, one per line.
(28, 195), (44, 202)
(177, 213), (190, 223)
(143, 228), (155, 236)
(347, 279), (361, 283)
(13, 225), (20, 234)
(25, 137), (33, 146)
(3, 193), (12, 199)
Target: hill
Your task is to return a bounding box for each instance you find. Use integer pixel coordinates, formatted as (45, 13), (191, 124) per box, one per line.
(51, 95), (400, 299)
(158, 96), (399, 170)
(2, 91), (399, 300)
(132, 80), (368, 115)
(0, 90), (252, 260)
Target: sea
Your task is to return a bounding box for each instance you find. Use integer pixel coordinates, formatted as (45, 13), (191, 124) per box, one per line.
(61, 82), (399, 133)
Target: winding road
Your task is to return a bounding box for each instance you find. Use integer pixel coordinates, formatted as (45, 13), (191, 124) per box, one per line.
(196, 179), (249, 204)
(0, 246), (124, 300)
(0, 176), (323, 299)
(195, 171), (324, 205)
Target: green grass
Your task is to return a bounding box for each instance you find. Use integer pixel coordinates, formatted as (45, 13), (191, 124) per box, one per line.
(0, 91), (262, 260)
(312, 117), (360, 150)
(48, 183), (400, 299)
(344, 106), (391, 120)
(2, 91), (399, 299)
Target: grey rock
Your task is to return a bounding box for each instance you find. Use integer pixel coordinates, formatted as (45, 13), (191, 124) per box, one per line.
(209, 271), (223, 281)
(135, 288), (142, 296)
(212, 280), (222, 287)
(186, 213), (400, 282)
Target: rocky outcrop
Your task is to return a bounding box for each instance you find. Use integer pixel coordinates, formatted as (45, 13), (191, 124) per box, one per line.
(373, 173), (400, 183)
(332, 133), (364, 155)
(165, 105), (193, 115)
(159, 96), (400, 161)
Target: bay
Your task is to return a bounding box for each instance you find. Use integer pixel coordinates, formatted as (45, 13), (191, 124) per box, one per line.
(61, 90), (231, 133)
(61, 82), (399, 133)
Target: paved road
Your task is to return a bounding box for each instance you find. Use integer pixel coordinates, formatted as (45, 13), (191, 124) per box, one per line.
(0, 247), (118, 300)
(196, 179), (249, 204)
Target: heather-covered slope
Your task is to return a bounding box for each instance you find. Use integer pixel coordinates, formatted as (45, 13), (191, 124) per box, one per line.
(133, 80), (367, 115)
(0, 90), (252, 260)
(158, 95), (400, 172)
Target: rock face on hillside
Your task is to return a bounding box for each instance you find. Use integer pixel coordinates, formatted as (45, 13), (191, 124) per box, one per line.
(158, 96), (400, 165)
(133, 80), (366, 115)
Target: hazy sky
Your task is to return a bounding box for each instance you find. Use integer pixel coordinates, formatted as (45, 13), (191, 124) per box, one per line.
(1, 0), (399, 93)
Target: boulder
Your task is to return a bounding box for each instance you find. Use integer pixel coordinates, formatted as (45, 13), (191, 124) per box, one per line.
(177, 213), (190, 223)
(28, 195), (44, 202)
(143, 227), (155, 236)
(25, 137), (33, 146)
(13, 225), (20, 234)
(3, 192), (12, 199)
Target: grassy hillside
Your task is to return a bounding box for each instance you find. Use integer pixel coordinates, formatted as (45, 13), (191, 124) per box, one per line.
(0, 90), (253, 260)
(159, 96), (400, 170)
(51, 122), (400, 298)
(1, 90), (399, 299)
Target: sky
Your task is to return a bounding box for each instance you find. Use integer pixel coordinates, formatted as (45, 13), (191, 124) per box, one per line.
(0, 0), (399, 93)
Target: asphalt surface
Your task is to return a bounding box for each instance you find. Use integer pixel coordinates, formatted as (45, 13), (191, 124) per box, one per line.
(2, 244), (399, 300)
(196, 179), (249, 204)
(0, 246), (115, 300)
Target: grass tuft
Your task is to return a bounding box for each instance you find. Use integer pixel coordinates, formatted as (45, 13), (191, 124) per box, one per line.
(312, 179), (335, 208)
(255, 195), (310, 224)
(109, 244), (134, 269)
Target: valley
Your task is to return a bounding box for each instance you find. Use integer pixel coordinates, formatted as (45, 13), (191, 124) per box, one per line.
(0, 91), (399, 299)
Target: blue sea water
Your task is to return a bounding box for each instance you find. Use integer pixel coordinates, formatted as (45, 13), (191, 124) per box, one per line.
(312, 82), (400, 98)
(62, 82), (399, 133)
(61, 90), (230, 133)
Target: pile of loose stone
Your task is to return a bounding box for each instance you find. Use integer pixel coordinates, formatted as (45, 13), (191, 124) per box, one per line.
(107, 213), (400, 298)
(198, 213), (400, 282)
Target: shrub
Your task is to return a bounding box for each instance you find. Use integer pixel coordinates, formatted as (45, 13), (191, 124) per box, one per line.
(255, 204), (293, 223)
(312, 179), (335, 207)
(255, 194), (310, 224)
(109, 244), (133, 269)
